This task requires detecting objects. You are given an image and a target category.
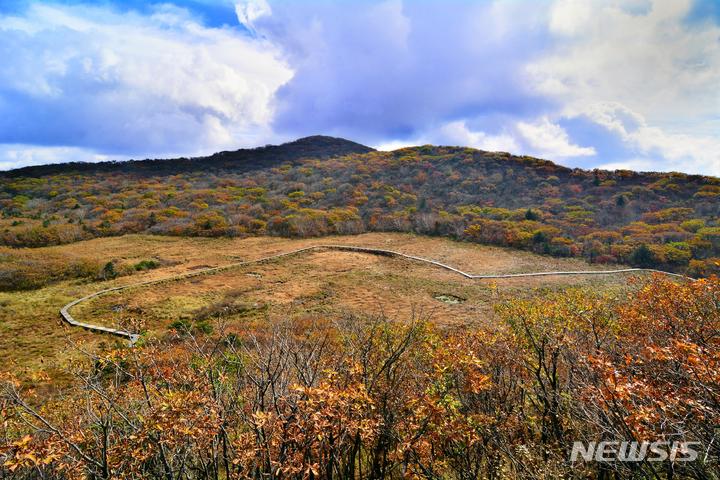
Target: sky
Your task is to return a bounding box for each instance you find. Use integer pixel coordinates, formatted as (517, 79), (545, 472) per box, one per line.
(0, 0), (718, 175)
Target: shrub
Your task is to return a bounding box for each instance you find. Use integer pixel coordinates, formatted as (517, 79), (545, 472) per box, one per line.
(629, 244), (657, 268)
(134, 259), (160, 271)
(101, 261), (117, 280)
(168, 319), (213, 335)
(524, 208), (540, 221)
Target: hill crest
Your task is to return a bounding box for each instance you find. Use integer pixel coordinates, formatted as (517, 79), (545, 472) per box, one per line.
(2, 135), (375, 177)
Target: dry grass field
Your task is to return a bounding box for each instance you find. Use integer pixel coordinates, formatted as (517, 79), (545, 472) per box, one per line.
(1, 233), (637, 383)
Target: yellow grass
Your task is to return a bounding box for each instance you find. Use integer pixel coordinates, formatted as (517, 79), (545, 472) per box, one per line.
(1, 233), (634, 384)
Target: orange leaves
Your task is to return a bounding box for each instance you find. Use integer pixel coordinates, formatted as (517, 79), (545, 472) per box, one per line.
(232, 379), (379, 479)
(583, 275), (720, 440)
(124, 388), (221, 467)
(429, 336), (491, 396)
(2, 433), (68, 474)
(3, 277), (718, 478)
(495, 275), (719, 460)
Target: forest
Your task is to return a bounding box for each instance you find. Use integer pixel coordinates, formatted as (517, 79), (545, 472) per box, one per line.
(2, 275), (718, 478)
(1, 136), (719, 284)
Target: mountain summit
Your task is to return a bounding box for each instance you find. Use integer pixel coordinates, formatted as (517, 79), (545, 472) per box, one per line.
(212, 135), (374, 162)
(3, 136), (374, 177)
(270, 135), (375, 156)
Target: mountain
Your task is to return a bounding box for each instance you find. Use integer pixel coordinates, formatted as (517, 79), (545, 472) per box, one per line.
(1, 135), (375, 178)
(1, 138), (719, 276)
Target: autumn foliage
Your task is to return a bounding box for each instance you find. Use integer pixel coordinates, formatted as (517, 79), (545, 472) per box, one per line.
(2, 139), (719, 277)
(2, 275), (718, 478)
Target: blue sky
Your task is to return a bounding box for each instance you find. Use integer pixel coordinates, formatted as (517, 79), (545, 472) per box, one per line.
(0, 0), (718, 175)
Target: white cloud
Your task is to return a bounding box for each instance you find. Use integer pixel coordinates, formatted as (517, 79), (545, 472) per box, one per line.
(374, 139), (423, 151)
(531, 0), (720, 174)
(376, 119), (592, 160)
(438, 121), (521, 152)
(597, 158), (659, 172)
(516, 117), (596, 158)
(235, 0), (272, 32)
(629, 123), (720, 176)
(379, 117), (599, 168)
(0, 3), (293, 160)
(0, 144), (117, 171)
(373, 120), (521, 153)
(1, 0), (718, 177)
(559, 91), (720, 176)
(549, 0), (593, 35)
(536, 0), (720, 119)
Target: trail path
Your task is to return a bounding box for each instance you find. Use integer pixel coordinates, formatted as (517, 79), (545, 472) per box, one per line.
(59, 244), (692, 344)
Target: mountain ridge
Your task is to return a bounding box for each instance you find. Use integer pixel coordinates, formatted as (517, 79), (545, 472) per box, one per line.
(2, 139), (719, 277)
(1, 135), (375, 177)
(3, 135), (717, 181)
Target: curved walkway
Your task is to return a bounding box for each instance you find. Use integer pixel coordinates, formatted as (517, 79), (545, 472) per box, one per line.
(59, 244), (693, 344)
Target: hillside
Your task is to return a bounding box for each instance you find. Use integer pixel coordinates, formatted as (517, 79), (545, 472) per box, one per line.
(2, 232), (717, 479)
(1, 136), (719, 282)
(2, 140), (718, 479)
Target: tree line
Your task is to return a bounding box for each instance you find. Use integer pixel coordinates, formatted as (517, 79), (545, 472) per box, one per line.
(2, 145), (719, 276)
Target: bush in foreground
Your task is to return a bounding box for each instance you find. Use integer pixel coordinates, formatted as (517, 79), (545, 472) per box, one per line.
(1, 275), (718, 479)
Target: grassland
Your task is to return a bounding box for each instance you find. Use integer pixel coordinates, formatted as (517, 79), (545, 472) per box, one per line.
(1, 232), (638, 382)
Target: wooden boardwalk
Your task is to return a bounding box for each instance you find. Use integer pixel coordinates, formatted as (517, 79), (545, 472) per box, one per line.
(60, 244), (693, 345)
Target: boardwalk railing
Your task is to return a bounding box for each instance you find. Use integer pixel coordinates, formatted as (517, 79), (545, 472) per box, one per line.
(60, 244), (693, 344)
